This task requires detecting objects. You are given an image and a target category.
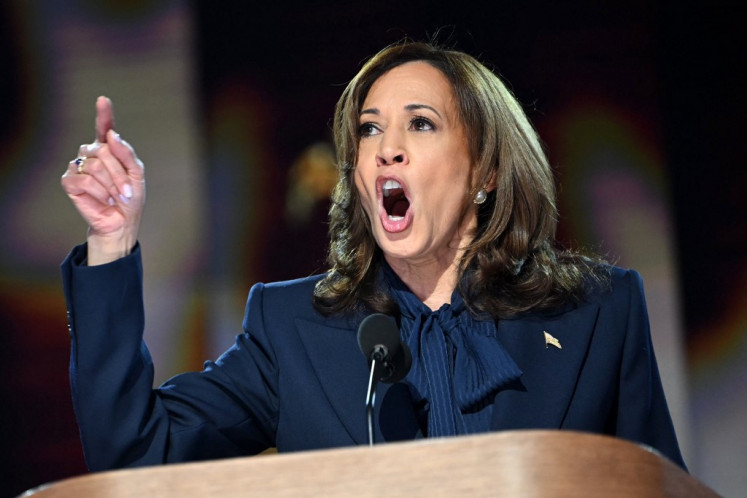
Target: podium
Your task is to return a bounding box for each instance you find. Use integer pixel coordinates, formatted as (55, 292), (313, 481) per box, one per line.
(22, 430), (717, 497)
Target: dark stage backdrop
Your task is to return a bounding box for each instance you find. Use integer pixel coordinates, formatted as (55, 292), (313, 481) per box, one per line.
(0, 1), (743, 495)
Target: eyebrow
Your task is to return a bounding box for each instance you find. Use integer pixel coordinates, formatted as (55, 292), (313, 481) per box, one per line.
(360, 104), (443, 119)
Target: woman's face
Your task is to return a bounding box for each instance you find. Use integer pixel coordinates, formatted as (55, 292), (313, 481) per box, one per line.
(354, 61), (476, 269)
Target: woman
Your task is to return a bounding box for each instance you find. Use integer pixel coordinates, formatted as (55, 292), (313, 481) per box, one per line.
(61, 42), (685, 470)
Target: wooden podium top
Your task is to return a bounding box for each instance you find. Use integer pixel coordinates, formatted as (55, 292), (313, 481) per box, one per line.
(22, 430), (717, 497)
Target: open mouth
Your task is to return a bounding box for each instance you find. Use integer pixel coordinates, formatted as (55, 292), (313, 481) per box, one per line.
(382, 179), (410, 220)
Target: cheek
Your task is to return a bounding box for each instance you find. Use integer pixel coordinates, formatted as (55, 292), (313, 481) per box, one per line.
(353, 168), (373, 213)
(352, 167), (364, 197)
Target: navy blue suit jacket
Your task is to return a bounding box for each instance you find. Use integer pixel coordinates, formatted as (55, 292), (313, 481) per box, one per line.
(61, 244), (685, 471)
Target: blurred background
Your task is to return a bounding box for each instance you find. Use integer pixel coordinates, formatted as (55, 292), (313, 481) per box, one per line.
(0, 1), (743, 495)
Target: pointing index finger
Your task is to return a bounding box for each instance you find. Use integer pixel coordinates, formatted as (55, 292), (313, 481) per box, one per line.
(95, 96), (115, 143)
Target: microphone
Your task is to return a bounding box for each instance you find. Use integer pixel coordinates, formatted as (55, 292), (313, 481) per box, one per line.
(357, 313), (412, 382)
(357, 313), (412, 446)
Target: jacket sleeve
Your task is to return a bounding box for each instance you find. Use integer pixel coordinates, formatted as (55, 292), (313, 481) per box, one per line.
(61, 243), (278, 471)
(614, 269), (686, 469)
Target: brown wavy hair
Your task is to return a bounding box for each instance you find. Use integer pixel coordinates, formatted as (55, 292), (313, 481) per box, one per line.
(312, 41), (607, 318)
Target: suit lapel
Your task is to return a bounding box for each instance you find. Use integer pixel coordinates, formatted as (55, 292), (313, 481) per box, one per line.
(294, 316), (422, 444)
(492, 301), (601, 430)
(294, 316), (369, 444)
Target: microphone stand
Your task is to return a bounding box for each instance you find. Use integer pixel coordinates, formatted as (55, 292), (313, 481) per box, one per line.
(365, 346), (387, 446)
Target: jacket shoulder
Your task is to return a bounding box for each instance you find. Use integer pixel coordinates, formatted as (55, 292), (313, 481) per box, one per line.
(585, 265), (644, 306)
(243, 273), (330, 325)
(252, 274), (326, 304)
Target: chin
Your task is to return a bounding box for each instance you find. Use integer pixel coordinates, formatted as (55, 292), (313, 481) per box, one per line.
(378, 242), (424, 263)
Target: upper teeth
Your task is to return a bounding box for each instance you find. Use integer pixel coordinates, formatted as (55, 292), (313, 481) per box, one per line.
(383, 179), (402, 197)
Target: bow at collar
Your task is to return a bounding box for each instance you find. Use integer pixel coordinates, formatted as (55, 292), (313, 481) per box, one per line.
(383, 264), (522, 437)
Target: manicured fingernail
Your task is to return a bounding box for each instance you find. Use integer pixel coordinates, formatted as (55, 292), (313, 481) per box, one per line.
(108, 197), (116, 206)
(123, 183), (133, 198)
(119, 194), (130, 204)
(111, 131), (122, 143)
(78, 143), (99, 157)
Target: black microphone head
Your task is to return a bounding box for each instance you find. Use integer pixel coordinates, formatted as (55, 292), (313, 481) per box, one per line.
(357, 313), (400, 360)
(357, 313), (412, 383)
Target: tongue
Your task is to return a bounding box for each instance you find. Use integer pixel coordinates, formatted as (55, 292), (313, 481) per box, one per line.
(391, 198), (409, 217)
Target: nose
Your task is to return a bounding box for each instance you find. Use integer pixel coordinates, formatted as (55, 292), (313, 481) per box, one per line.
(375, 132), (409, 167)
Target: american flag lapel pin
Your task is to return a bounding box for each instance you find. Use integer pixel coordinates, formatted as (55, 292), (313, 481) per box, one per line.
(544, 331), (562, 349)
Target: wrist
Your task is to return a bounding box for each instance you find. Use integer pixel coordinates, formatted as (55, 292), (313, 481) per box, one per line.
(86, 229), (136, 266)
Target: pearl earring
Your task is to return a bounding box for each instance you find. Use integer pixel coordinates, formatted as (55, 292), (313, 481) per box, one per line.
(473, 188), (487, 205)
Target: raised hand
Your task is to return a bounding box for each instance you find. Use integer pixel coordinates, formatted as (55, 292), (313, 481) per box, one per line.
(61, 97), (146, 265)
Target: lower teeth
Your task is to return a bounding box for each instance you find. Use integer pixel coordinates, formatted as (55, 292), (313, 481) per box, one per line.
(388, 215), (404, 221)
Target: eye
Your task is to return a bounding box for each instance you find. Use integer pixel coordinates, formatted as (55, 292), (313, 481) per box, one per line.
(358, 122), (381, 138)
(410, 116), (434, 132)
